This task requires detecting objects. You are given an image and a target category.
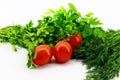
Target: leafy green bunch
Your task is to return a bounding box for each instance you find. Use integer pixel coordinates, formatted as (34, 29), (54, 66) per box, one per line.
(0, 3), (120, 80)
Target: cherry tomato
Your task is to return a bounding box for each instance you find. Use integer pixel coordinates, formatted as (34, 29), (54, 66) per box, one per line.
(32, 44), (53, 66)
(53, 41), (72, 63)
(70, 34), (82, 49)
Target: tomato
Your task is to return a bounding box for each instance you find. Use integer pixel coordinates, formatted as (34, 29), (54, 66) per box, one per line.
(70, 34), (82, 49)
(53, 41), (72, 63)
(32, 44), (53, 66)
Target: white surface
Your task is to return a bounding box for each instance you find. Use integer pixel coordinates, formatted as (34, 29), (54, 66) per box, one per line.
(0, 0), (120, 80)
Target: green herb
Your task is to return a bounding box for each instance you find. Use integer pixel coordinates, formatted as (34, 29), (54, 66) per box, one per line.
(0, 3), (120, 80)
(84, 30), (120, 80)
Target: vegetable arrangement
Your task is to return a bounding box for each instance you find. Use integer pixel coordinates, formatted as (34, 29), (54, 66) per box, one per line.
(0, 3), (120, 80)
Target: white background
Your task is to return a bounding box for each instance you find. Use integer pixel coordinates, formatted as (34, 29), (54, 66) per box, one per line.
(0, 0), (120, 80)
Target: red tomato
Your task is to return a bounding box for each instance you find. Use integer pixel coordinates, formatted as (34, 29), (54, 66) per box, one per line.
(32, 44), (53, 66)
(70, 34), (82, 49)
(53, 41), (72, 63)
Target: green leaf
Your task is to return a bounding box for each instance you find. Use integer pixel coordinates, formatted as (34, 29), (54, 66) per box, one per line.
(9, 37), (17, 44)
(82, 27), (93, 38)
(65, 25), (72, 34)
(38, 38), (45, 43)
(45, 8), (55, 14)
(93, 27), (105, 40)
(49, 43), (54, 48)
(32, 52), (37, 59)
(90, 17), (103, 26)
(26, 20), (33, 29)
(12, 44), (17, 52)
(26, 59), (35, 68)
(68, 3), (77, 12)
(85, 12), (94, 17)
(60, 6), (66, 13)
(26, 59), (32, 68)
(36, 26), (44, 36)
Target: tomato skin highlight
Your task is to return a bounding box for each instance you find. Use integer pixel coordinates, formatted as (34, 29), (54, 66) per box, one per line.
(70, 34), (82, 49)
(53, 41), (72, 63)
(32, 44), (53, 66)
